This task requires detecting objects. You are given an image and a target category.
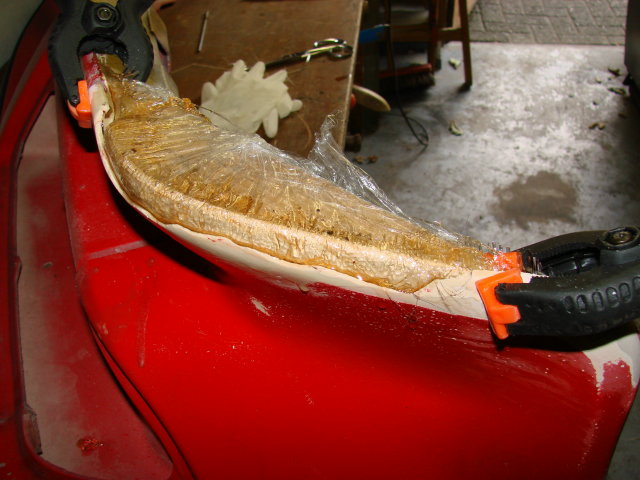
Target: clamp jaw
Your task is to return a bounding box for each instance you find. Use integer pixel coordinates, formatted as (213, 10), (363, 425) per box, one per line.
(48, 0), (155, 107)
(478, 226), (640, 339)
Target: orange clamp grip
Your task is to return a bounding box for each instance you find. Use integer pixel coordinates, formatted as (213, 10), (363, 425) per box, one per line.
(476, 268), (523, 340)
(484, 250), (523, 271)
(67, 80), (92, 129)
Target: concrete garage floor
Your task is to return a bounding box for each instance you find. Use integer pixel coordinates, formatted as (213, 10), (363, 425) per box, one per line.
(352, 42), (639, 479)
(357, 44), (638, 248)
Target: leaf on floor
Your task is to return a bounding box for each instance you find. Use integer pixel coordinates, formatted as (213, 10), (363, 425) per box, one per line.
(448, 121), (463, 136)
(608, 87), (627, 96)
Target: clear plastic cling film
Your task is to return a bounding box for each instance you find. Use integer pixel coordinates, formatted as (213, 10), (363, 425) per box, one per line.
(100, 65), (495, 293)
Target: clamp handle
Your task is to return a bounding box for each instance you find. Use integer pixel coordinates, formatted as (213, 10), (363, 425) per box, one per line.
(48, 0), (154, 105)
(497, 261), (640, 336)
(478, 227), (640, 339)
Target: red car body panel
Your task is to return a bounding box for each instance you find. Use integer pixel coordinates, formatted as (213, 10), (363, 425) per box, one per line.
(1, 2), (638, 479)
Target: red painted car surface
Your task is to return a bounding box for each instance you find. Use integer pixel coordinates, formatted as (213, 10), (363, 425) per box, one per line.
(1, 2), (638, 479)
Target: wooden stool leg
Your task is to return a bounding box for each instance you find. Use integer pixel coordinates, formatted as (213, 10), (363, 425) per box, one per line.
(426, 0), (439, 69)
(459, 0), (473, 87)
(433, 0), (447, 70)
(383, 0), (395, 73)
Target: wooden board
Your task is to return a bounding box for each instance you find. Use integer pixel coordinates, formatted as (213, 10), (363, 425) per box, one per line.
(158, 0), (363, 156)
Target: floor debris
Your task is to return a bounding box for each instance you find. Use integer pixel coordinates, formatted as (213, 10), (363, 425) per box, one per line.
(608, 86), (627, 96)
(448, 121), (463, 136)
(608, 67), (622, 77)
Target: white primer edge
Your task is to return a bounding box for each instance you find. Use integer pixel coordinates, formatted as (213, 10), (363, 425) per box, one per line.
(583, 328), (640, 389)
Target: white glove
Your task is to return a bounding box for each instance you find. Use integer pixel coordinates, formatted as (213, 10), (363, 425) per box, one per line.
(199, 60), (303, 138)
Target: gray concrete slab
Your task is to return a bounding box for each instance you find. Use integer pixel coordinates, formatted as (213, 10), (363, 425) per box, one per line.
(356, 43), (639, 250)
(351, 42), (639, 479)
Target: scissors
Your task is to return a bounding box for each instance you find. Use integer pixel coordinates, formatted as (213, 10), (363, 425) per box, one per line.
(265, 38), (354, 69)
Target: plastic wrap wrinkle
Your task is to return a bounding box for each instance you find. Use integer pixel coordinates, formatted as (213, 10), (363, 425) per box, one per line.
(102, 75), (491, 292)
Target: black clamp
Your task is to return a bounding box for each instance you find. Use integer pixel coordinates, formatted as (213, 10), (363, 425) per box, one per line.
(496, 226), (640, 337)
(48, 0), (155, 106)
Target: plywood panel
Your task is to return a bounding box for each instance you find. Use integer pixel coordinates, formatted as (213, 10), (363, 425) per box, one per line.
(159, 0), (363, 156)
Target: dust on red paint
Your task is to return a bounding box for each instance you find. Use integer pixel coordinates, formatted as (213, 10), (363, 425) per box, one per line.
(77, 436), (104, 455)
